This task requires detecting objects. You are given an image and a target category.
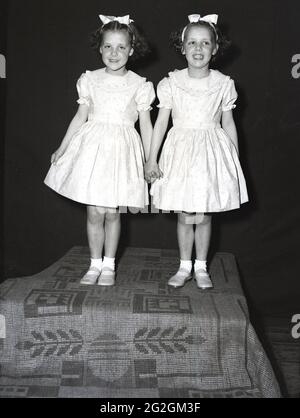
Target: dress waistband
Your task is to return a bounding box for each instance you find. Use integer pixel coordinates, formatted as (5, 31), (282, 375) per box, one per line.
(173, 120), (221, 130)
(88, 116), (135, 127)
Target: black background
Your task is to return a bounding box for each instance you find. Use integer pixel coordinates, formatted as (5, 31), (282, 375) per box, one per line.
(2, 0), (300, 317)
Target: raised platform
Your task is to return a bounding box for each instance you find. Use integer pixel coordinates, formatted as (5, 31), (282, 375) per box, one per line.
(0, 247), (281, 398)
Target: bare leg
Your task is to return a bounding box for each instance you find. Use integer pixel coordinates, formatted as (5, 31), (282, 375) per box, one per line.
(167, 212), (194, 288)
(80, 206), (106, 284)
(104, 209), (121, 258)
(86, 206), (106, 258)
(195, 214), (212, 261)
(177, 212), (195, 260)
(96, 209), (120, 286)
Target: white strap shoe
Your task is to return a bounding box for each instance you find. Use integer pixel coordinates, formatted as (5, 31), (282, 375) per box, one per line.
(168, 268), (192, 288)
(194, 269), (213, 289)
(80, 266), (101, 285)
(98, 267), (116, 286)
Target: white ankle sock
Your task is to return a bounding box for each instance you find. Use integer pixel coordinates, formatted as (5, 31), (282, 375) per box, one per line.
(90, 258), (102, 271)
(194, 259), (207, 271)
(179, 259), (192, 272)
(102, 256), (115, 271)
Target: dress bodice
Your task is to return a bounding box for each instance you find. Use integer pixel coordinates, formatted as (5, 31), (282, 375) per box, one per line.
(157, 69), (237, 129)
(77, 68), (155, 126)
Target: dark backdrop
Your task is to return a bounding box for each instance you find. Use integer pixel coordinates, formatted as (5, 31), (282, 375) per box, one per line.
(1, 1), (8, 282)
(3, 0), (300, 316)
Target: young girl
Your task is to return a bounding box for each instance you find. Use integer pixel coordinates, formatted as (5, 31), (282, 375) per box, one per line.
(145, 14), (248, 289)
(44, 14), (155, 286)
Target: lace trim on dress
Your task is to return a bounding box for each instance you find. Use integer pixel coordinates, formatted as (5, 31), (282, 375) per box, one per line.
(168, 69), (230, 96)
(85, 69), (146, 92)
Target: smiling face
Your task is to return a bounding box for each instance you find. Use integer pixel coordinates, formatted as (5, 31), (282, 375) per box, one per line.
(100, 30), (134, 75)
(182, 25), (218, 75)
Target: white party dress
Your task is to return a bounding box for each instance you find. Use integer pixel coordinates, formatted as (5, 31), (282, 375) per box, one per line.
(150, 68), (249, 212)
(44, 68), (155, 208)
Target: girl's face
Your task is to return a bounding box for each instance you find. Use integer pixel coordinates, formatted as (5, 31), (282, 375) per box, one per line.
(182, 25), (218, 73)
(100, 30), (133, 75)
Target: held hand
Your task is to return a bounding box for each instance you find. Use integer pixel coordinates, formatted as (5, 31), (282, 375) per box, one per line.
(51, 148), (65, 165)
(144, 161), (163, 183)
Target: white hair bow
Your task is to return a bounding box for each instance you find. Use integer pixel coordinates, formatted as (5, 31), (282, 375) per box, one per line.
(182, 14), (218, 41)
(188, 14), (218, 25)
(99, 14), (134, 26)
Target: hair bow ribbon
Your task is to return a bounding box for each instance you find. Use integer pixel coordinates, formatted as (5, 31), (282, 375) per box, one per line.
(99, 14), (134, 26)
(188, 14), (218, 25)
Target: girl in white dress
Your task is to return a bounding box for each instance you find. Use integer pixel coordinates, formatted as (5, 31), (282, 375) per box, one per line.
(145, 14), (248, 289)
(45, 15), (155, 286)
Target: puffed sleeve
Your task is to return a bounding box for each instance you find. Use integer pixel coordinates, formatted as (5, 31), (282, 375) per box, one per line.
(76, 72), (91, 107)
(157, 77), (173, 109)
(221, 78), (238, 111)
(135, 81), (155, 112)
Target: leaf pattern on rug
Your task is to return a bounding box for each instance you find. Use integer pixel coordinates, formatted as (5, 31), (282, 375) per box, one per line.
(15, 329), (83, 358)
(88, 333), (130, 354)
(133, 326), (206, 355)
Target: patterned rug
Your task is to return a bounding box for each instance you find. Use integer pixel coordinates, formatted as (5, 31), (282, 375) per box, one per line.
(0, 247), (281, 398)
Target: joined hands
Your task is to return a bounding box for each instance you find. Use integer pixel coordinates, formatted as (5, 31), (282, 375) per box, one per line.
(144, 160), (163, 183)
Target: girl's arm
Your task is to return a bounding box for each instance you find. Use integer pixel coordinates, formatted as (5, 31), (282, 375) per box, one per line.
(144, 107), (171, 181)
(221, 110), (239, 157)
(139, 110), (153, 161)
(51, 104), (89, 164)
